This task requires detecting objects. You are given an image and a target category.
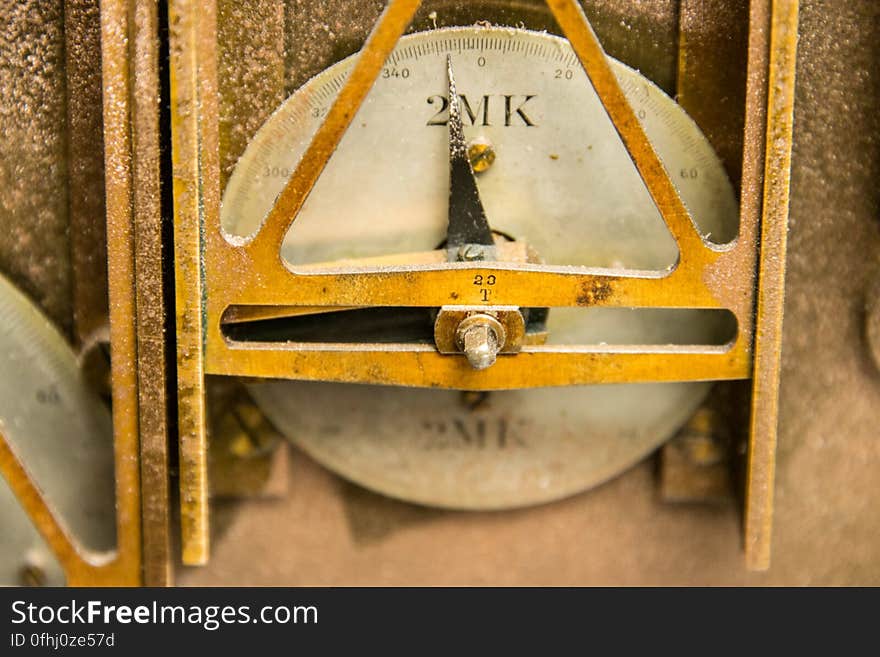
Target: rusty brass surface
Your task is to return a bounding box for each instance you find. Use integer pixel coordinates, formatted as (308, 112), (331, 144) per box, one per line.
(195, 0), (757, 391)
(4, 2), (860, 583)
(172, 0), (880, 585)
(168, 0), (783, 567)
(129, 0), (172, 587)
(745, 0), (799, 571)
(169, 0), (220, 566)
(100, 0), (157, 586)
(0, 0), (154, 587)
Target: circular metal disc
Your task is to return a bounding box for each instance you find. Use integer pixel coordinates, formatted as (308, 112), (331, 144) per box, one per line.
(223, 27), (738, 510)
(0, 274), (116, 584)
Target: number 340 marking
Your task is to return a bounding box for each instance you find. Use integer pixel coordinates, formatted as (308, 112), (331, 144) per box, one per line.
(473, 274), (496, 302)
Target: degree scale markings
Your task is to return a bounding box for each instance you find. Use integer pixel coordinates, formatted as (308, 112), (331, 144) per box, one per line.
(223, 26), (741, 510)
(225, 28), (727, 252)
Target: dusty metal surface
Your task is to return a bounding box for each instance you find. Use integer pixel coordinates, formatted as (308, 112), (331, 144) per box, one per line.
(128, 0), (172, 587)
(176, 0), (880, 585)
(745, 0), (799, 571)
(199, 0), (758, 391)
(0, 0), (72, 333)
(168, 0), (776, 571)
(676, 0), (749, 187)
(0, 0), (153, 589)
(217, 0), (285, 189)
(169, 0), (220, 566)
(65, 0), (110, 347)
(284, 1), (680, 95)
(2, 0), (872, 586)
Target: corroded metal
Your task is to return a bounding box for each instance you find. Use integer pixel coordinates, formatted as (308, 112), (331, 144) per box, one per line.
(169, 0), (219, 566)
(196, 0), (758, 391)
(98, 0), (148, 586)
(64, 0), (110, 347)
(745, 0), (800, 572)
(0, 0), (163, 587)
(129, 0), (172, 587)
(0, 0), (151, 588)
(170, 0), (796, 568)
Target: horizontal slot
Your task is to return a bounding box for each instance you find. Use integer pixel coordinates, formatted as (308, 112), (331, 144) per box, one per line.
(222, 306), (737, 347)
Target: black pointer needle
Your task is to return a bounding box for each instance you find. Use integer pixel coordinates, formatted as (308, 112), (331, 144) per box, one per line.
(446, 55), (495, 260)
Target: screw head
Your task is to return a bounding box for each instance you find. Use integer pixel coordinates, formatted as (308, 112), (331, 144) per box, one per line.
(455, 314), (506, 370)
(467, 137), (496, 173)
(458, 244), (485, 261)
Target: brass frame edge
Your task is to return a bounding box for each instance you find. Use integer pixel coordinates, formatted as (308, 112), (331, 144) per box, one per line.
(745, 0), (800, 571)
(168, 0), (220, 566)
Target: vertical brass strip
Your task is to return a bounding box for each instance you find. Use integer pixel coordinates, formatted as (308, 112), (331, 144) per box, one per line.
(130, 0), (172, 586)
(169, 0), (220, 565)
(745, 0), (799, 571)
(99, 0), (145, 585)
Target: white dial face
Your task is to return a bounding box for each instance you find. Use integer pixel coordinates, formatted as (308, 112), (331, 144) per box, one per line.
(222, 27), (738, 509)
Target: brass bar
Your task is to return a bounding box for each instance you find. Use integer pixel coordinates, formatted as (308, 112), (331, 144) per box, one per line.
(222, 305), (362, 325)
(221, 242), (531, 324)
(546, 0), (705, 259)
(99, 0), (145, 586)
(169, 0), (220, 566)
(207, 345), (751, 390)
(745, 0), (799, 571)
(129, 0), (172, 586)
(207, 266), (729, 309)
(249, 0), (421, 257)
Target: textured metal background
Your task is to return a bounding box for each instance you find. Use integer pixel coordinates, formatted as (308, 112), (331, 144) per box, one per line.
(180, 0), (880, 585)
(0, 0), (877, 584)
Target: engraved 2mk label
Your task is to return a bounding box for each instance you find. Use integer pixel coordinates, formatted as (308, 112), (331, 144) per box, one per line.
(426, 94), (538, 127)
(421, 415), (530, 450)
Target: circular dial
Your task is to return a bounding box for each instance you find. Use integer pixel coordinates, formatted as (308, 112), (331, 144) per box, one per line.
(0, 273), (116, 585)
(222, 27), (738, 509)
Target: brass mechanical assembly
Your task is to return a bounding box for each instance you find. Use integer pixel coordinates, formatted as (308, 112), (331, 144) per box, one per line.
(0, 0), (812, 586)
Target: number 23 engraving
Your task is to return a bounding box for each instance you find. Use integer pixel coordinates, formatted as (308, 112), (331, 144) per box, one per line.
(473, 274), (496, 302)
